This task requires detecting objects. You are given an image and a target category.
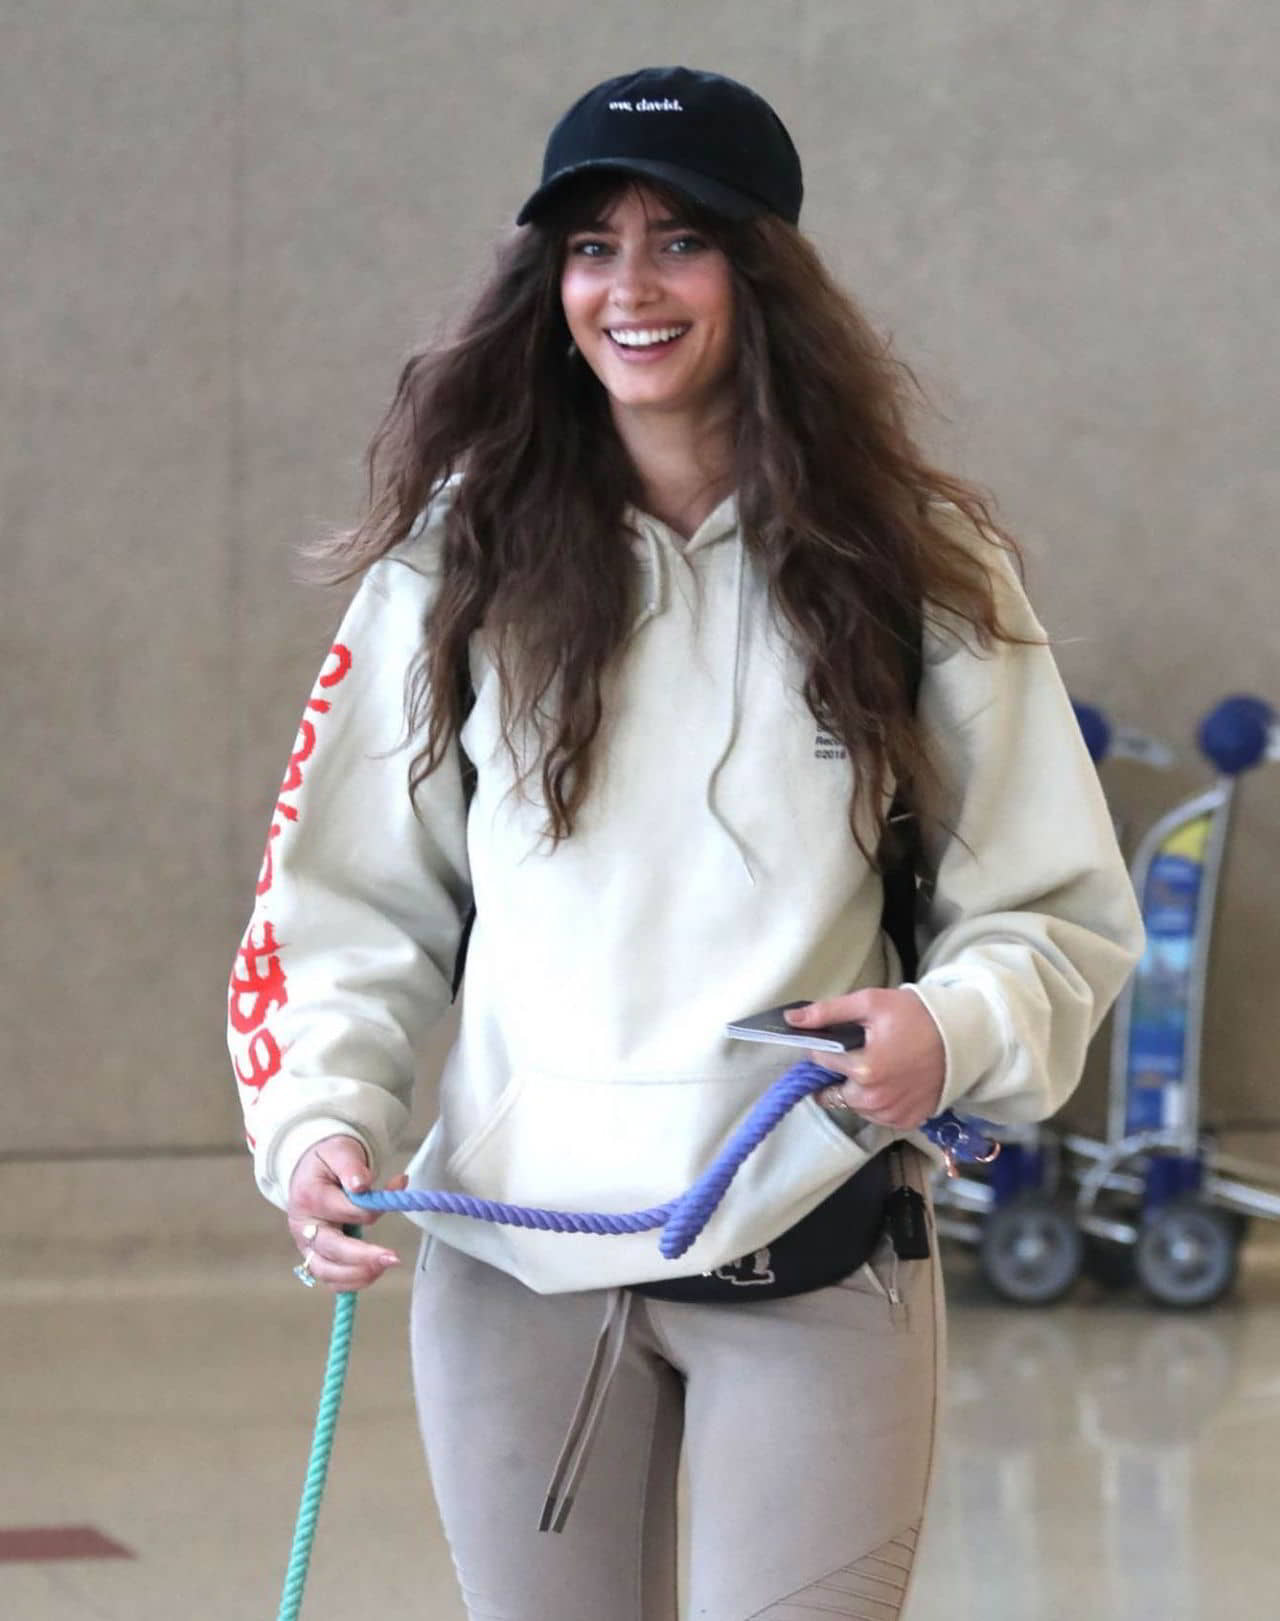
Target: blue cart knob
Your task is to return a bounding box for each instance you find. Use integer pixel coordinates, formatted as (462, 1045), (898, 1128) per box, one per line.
(1072, 700), (1111, 764)
(1197, 695), (1275, 776)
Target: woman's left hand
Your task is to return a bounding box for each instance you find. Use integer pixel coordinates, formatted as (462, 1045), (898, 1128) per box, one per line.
(784, 989), (946, 1130)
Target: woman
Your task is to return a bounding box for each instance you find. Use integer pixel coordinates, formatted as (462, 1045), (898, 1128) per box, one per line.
(229, 66), (1143, 1621)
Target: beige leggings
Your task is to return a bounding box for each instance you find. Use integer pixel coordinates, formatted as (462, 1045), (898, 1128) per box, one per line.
(410, 1146), (944, 1621)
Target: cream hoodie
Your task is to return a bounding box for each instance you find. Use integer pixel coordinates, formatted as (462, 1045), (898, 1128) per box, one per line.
(228, 492), (1143, 1293)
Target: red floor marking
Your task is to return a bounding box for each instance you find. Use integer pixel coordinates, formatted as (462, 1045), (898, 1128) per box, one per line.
(0, 1526), (135, 1563)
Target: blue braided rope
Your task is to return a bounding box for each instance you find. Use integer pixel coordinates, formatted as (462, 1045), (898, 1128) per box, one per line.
(276, 1257), (360, 1621)
(350, 1062), (998, 1259)
(281, 1064), (997, 1615)
(355, 1188), (677, 1235)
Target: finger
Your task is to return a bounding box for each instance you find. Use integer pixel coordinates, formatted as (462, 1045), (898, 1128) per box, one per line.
(850, 1086), (902, 1121)
(850, 1087), (930, 1129)
(297, 1223), (400, 1273)
(807, 1050), (872, 1086)
(291, 1133), (372, 1188)
(818, 1068), (874, 1106)
(340, 1170), (409, 1228)
(303, 1251), (392, 1293)
(291, 1228), (398, 1291)
(293, 1145), (386, 1225)
(316, 1140), (375, 1196)
(291, 1177), (380, 1227)
(288, 1216), (323, 1248)
(288, 1135), (366, 1193)
(784, 992), (874, 1029)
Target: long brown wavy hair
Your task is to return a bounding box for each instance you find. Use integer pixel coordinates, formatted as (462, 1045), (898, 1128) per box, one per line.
(306, 173), (1029, 863)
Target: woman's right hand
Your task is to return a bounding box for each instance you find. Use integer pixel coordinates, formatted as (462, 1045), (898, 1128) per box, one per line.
(286, 1134), (409, 1292)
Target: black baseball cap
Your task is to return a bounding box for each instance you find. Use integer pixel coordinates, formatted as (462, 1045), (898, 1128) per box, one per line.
(516, 66), (803, 227)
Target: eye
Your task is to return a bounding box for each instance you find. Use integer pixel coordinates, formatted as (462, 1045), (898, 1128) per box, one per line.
(665, 233), (709, 255)
(568, 237), (613, 259)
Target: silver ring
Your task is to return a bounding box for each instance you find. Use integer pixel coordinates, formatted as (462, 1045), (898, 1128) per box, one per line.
(822, 1087), (851, 1111)
(293, 1248), (317, 1288)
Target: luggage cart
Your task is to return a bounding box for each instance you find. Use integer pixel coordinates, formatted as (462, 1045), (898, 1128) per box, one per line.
(934, 704), (1175, 1304)
(1064, 695), (1280, 1307)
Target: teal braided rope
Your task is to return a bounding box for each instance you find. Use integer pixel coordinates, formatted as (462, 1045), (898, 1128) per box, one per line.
(276, 1271), (360, 1620)
(275, 1074), (1001, 1611)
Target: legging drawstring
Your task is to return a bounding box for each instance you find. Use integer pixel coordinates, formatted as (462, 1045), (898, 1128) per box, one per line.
(539, 1288), (635, 1534)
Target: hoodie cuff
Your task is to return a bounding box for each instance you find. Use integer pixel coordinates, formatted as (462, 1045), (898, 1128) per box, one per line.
(902, 977), (1007, 1114)
(259, 1117), (380, 1211)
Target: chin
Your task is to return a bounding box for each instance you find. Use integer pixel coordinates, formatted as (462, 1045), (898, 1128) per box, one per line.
(614, 387), (688, 411)
(603, 375), (698, 412)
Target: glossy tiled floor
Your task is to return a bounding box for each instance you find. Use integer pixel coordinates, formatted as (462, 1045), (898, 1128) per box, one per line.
(4, 1238), (1279, 1620)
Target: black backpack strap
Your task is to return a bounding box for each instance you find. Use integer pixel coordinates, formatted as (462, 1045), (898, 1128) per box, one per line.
(450, 648), (479, 1003)
(877, 603), (925, 981)
(878, 806), (921, 981)
(450, 905), (476, 1003)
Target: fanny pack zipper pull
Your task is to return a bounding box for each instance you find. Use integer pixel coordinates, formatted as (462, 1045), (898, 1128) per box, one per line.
(882, 1146), (931, 1262)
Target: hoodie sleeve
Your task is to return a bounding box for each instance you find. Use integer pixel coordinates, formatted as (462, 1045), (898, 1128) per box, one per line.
(227, 541), (471, 1210)
(903, 538), (1145, 1126)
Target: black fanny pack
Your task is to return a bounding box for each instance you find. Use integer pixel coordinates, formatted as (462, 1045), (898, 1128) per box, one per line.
(630, 1146), (910, 1304)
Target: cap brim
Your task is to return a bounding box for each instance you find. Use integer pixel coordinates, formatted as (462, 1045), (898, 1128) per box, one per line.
(516, 158), (763, 226)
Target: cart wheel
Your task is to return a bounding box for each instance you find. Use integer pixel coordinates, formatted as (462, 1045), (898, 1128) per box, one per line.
(978, 1196), (1083, 1305)
(1134, 1200), (1239, 1309)
(1082, 1233), (1136, 1292)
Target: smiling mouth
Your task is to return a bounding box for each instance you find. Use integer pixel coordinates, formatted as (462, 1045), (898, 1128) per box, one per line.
(604, 324), (692, 354)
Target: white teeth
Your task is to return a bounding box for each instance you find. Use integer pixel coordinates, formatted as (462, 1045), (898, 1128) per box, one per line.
(607, 325), (690, 348)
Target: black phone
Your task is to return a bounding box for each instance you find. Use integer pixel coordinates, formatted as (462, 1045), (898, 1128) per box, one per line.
(725, 1001), (867, 1054)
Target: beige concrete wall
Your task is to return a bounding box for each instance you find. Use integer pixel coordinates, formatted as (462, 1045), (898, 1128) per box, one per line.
(5, 5), (1278, 1218)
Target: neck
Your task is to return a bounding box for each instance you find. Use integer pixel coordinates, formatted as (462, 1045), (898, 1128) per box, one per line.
(610, 396), (736, 541)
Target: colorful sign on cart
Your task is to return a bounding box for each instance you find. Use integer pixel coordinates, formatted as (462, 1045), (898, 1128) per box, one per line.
(1123, 812), (1213, 1132)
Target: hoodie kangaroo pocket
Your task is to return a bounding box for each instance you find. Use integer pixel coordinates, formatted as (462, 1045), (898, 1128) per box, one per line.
(443, 1065), (875, 1246)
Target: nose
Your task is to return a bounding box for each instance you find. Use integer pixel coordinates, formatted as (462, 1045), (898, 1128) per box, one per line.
(608, 244), (661, 312)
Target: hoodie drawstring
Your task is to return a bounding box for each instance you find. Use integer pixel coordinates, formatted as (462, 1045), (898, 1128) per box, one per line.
(704, 539), (756, 884)
(629, 521), (666, 637)
(628, 510), (756, 883)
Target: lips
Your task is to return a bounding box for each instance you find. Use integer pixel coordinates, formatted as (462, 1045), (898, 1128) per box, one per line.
(604, 323), (692, 356)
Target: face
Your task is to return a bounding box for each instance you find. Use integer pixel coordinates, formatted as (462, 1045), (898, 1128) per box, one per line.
(559, 185), (736, 422)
